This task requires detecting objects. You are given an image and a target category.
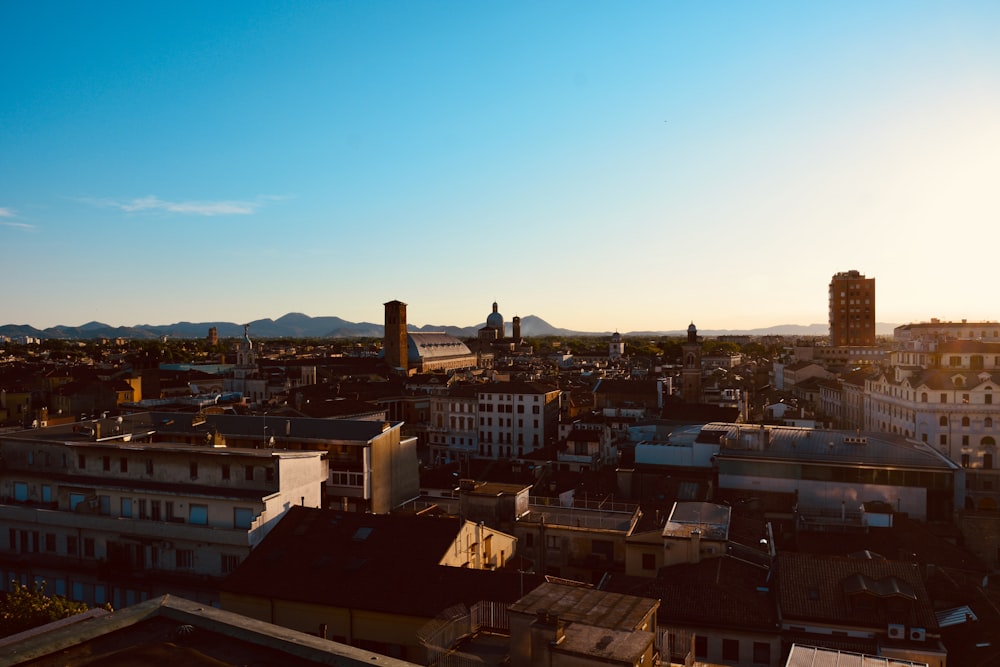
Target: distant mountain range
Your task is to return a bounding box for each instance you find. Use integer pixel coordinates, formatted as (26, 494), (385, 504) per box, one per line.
(0, 314), (899, 341)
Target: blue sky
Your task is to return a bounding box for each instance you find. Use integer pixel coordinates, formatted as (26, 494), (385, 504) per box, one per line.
(3, 1), (1000, 332)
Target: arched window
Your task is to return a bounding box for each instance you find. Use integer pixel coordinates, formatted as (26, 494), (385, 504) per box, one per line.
(940, 416), (948, 427)
(983, 436), (996, 447)
(921, 392), (928, 402)
(986, 417), (993, 428)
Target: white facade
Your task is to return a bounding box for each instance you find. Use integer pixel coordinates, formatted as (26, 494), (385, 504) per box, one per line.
(0, 422), (326, 607)
(476, 383), (560, 459)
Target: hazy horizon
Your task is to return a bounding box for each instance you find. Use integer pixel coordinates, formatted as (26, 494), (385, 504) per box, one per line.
(4, 2), (1000, 331)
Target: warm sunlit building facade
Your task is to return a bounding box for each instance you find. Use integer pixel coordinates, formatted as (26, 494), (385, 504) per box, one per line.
(829, 270), (876, 346)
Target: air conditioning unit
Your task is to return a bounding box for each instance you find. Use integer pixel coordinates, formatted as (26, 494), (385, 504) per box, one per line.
(887, 624), (906, 640)
(909, 627), (926, 642)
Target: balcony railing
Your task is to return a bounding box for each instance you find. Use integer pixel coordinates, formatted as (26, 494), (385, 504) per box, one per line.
(0, 503), (254, 547)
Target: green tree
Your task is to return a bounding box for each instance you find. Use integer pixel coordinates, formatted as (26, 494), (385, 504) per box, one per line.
(0, 581), (93, 638)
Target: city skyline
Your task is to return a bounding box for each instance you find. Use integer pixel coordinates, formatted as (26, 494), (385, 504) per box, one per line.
(4, 2), (1000, 331)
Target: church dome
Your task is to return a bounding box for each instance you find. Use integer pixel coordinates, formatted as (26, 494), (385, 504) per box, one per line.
(486, 301), (504, 330)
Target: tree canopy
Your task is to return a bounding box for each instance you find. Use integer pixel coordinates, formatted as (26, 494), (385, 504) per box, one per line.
(0, 581), (93, 638)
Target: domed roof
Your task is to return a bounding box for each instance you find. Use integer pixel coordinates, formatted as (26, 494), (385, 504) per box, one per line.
(486, 301), (504, 330)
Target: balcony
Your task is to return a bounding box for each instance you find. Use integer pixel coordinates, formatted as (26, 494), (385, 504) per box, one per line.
(0, 504), (254, 547)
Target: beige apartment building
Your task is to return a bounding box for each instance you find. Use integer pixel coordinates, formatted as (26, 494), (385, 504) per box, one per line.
(0, 414), (327, 607)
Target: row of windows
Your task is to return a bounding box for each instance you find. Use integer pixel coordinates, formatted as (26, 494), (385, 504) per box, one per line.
(480, 394), (542, 402)
(70, 455), (276, 482)
(6, 529), (242, 573)
(480, 418), (539, 428)
(330, 471), (364, 487)
(479, 404), (541, 414)
(478, 444), (527, 457)
(664, 633), (770, 665)
(6, 484), (256, 528)
(871, 383), (994, 403)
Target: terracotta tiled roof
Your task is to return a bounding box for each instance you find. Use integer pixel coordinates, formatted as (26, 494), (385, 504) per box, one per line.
(777, 552), (937, 630)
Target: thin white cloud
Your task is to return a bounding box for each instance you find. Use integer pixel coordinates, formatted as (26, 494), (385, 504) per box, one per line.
(0, 221), (34, 230)
(111, 195), (261, 216)
(0, 208), (34, 230)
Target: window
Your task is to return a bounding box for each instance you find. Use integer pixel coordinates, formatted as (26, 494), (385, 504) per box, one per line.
(189, 462), (198, 479)
(986, 453), (994, 470)
(941, 394), (948, 403)
(78, 454), (86, 469)
(83, 538), (95, 558)
(695, 636), (708, 659)
(151, 500), (161, 521)
(102, 456), (110, 472)
(987, 418), (994, 428)
(963, 435), (970, 446)
(723, 638), (739, 661)
(940, 416), (948, 427)
(221, 554), (241, 574)
(940, 435), (947, 446)
(189, 504), (208, 525)
(13, 482), (28, 503)
(962, 454), (970, 468)
(166, 501), (175, 521)
(642, 553), (656, 570)
(753, 642), (771, 665)
(45, 533), (56, 552)
(119, 457), (128, 473)
(121, 498), (132, 518)
(222, 464), (230, 480)
(146, 459), (154, 475)
(234, 507), (254, 529)
(175, 549), (194, 569)
(138, 499), (147, 520)
(245, 465), (254, 481)
(69, 493), (85, 511)
(99, 495), (110, 515)
(41, 485), (51, 503)
(266, 467), (274, 482)
(67, 536), (78, 556)
(546, 535), (560, 550)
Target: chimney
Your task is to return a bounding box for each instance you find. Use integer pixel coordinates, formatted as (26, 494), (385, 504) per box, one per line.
(531, 609), (566, 660)
(690, 529), (702, 564)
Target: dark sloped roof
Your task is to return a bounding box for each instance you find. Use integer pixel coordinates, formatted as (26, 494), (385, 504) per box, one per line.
(601, 557), (776, 631)
(777, 552), (937, 630)
(221, 506), (542, 618)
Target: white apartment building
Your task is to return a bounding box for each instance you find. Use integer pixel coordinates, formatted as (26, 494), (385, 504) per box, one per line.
(428, 382), (561, 462)
(865, 340), (1000, 510)
(476, 382), (560, 459)
(0, 414), (327, 607)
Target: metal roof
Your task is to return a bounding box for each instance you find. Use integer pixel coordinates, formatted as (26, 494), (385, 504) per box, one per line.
(707, 423), (958, 470)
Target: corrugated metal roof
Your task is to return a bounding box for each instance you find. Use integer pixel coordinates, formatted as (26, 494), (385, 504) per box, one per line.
(935, 604), (977, 628)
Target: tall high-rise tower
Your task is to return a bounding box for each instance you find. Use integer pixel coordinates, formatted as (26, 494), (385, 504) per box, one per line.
(828, 270), (876, 346)
(383, 300), (408, 373)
